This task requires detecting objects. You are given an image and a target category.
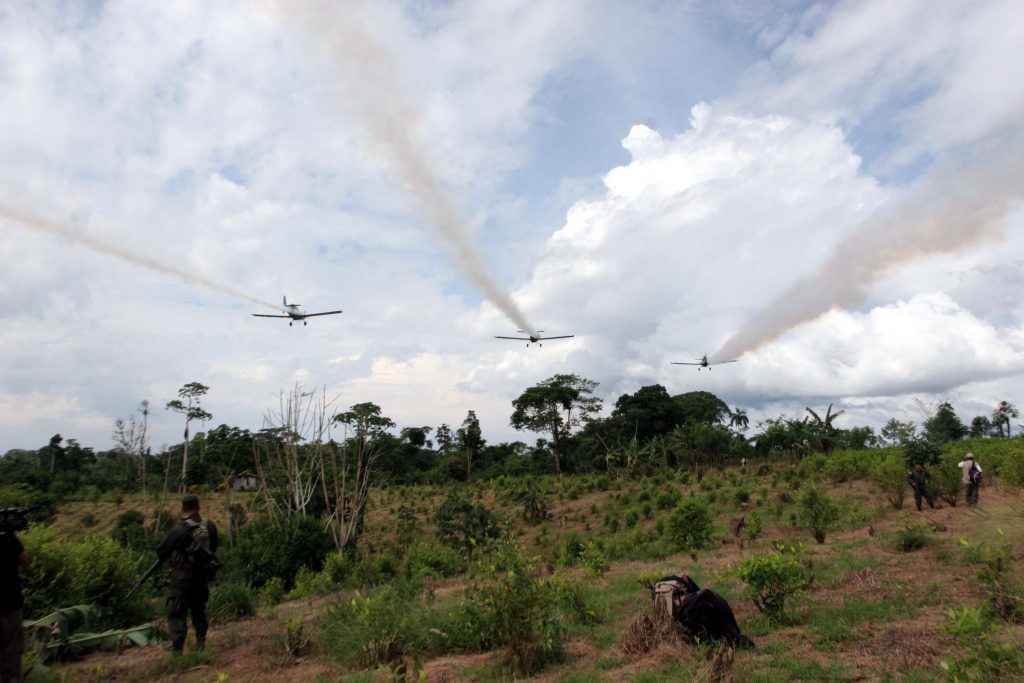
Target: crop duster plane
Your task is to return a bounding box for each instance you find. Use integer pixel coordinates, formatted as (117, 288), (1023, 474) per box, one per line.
(495, 330), (574, 347)
(672, 354), (737, 371)
(252, 297), (342, 326)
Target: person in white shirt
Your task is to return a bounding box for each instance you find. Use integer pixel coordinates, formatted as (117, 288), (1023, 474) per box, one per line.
(957, 453), (982, 507)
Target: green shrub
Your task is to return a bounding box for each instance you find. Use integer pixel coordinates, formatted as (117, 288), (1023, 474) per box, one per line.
(871, 453), (909, 510)
(738, 545), (810, 622)
(744, 510), (764, 543)
(349, 551), (400, 588)
(469, 535), (577, 673)
(932, 455), (963, 507)
(208, 581), (256, 623)
(896, 517), (930, 552)
(222, 514), (334, 589)
(110, 510), (148, 551)
(959, 533), (1023, 622)
(19, 526), (151, 626)
(320, 582), (435, 668)
(402, 541), (463, 581)
(434, 495), (500, 559)
(258, 576), (286, 606)
(664, 499), (716, 556)
(624, 508), (640, 526)
(940, 606), (1024, 681)
(733, 487), (751, 506)
(654, 489), (678, 511)
(796, 484), (840, 544)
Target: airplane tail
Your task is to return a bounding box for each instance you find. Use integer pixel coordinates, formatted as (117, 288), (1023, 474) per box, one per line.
(283, 296), (287, 306)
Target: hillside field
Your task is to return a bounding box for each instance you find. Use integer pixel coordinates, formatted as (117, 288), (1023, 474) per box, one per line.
(24, 449), (1024, 683)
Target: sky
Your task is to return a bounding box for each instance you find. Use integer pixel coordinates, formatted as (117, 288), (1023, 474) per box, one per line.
(1, 0), (1023, 451)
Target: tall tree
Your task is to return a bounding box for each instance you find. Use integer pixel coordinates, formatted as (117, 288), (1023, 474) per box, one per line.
(970, 415), (994, 438)
(456, 410), (485, 479)
(729, 407), (750, 433)
(510, 374), (602, 473)
(923, 402), (968, 443)
(166, 382), (212, 489)
(673, 391), (731, 426)
(610, 384), (685, 443)
(991, 401), (1019, 437)
(880, 418), (916, 446)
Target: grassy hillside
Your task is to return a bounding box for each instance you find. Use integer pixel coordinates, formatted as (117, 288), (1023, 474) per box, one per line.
(28, 451), (1024, 682)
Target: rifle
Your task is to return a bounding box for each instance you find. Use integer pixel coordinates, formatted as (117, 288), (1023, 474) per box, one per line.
(125, 558), (163, 600)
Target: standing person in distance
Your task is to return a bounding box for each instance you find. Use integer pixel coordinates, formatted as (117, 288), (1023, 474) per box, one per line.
(157, 495), (219, 653)
(0, 525), (29, 683)
(906, 462), (936, 511)
(958, 453), (982, 508)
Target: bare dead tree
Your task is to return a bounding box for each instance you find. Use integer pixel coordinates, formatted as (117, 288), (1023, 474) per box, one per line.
(320, 430), (380, 552)
(113, 399), (150, 496)
(254, 385), (337, 524)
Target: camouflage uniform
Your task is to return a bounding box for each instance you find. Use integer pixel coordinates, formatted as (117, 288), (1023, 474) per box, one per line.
(156, 512), (219, 652)
(907, 466), (935, 511)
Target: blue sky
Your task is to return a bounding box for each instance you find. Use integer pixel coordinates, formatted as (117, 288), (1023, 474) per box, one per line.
(1, 0), (1022, 451)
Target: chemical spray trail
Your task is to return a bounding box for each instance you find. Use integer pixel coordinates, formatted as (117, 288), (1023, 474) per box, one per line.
(716, 140), (1024, 361)
(1, 202), (279, 311)
(269, 0), (537, 336)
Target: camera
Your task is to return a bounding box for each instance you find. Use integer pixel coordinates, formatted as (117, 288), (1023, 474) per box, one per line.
(0, 505), (38, 533)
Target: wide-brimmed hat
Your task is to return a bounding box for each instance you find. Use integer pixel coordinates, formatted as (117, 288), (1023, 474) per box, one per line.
(964, 453), (974, 460)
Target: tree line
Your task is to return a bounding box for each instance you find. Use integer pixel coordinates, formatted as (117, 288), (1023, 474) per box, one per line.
(1, 376), (1018, 500)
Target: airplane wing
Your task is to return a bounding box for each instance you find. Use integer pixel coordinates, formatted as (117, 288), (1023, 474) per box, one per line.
(671, 362), (703, 365)
(495, 336), (531, 340)
(709, 360), (738, 365)
(540, 335), (574, 340)
(252, 314), (292, 318)
(303, 310), (343, 317)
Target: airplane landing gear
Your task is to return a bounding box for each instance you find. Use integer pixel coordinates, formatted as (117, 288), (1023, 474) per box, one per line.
(289, 321), (293, 327)
(303, 321), (307, 326)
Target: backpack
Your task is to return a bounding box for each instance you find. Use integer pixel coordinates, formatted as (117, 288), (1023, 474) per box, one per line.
(173, 518), (221, 582)
(970, 464), (983, 487)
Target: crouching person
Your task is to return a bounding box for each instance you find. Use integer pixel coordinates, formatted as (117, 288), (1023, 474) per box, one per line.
(652, 575), (754, 648)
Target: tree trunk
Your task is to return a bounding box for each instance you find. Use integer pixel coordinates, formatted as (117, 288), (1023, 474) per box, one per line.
(181, 421), (190, 490)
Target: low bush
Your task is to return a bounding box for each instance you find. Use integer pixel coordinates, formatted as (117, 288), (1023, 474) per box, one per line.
(222, 514), (334, 590)
(796, 485), (840, 544)
(932, 455), (963, 507)
(940, 606), (1024, 681)
(871, 453), (909, 510)
(738, 545), (811, 623)
(208, 581), (256, 623)
(402, 541), (463, 580)
(434, 495), (500, 559)
(896, 517), (930, 552)
(654, 489), (678, 511)
(664, 499), (716, 557)
(960, 533), (1023, 622)
(110, 510), (148, 551)
(19, 525), (151, 626)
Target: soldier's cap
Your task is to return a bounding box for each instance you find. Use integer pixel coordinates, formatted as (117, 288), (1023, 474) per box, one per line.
(964, 453), (974, 459)
(181, 494), (200, 511)
(914, 461), (923, 466)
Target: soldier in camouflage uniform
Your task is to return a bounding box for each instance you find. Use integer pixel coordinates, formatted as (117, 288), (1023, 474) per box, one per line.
(156, 495), (219, 653)
(906, 462), (935, 511)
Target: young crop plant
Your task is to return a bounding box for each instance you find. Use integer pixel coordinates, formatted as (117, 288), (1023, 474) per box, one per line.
(738, 545), (811, 623)
(664, 499), (717, 559)
(959, 532), (1023, 622)
(871, 453), (909, 510)
(940, 606), (1024, 681)
(796, 484), (840, 544)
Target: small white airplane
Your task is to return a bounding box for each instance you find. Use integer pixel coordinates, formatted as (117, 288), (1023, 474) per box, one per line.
(494, 330), (574, 348)
(252, 297), (342, 326)
(671, 354), (737, 371)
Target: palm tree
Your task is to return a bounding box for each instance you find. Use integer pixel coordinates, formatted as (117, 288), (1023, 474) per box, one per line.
(805, 403), (845, 454)
(729, 408), (750, 433)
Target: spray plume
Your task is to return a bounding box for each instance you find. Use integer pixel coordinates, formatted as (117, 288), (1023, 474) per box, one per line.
(716, 140), (1024, 361)
(269, 0), (537, 336)
(1, 201), (279, 311)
